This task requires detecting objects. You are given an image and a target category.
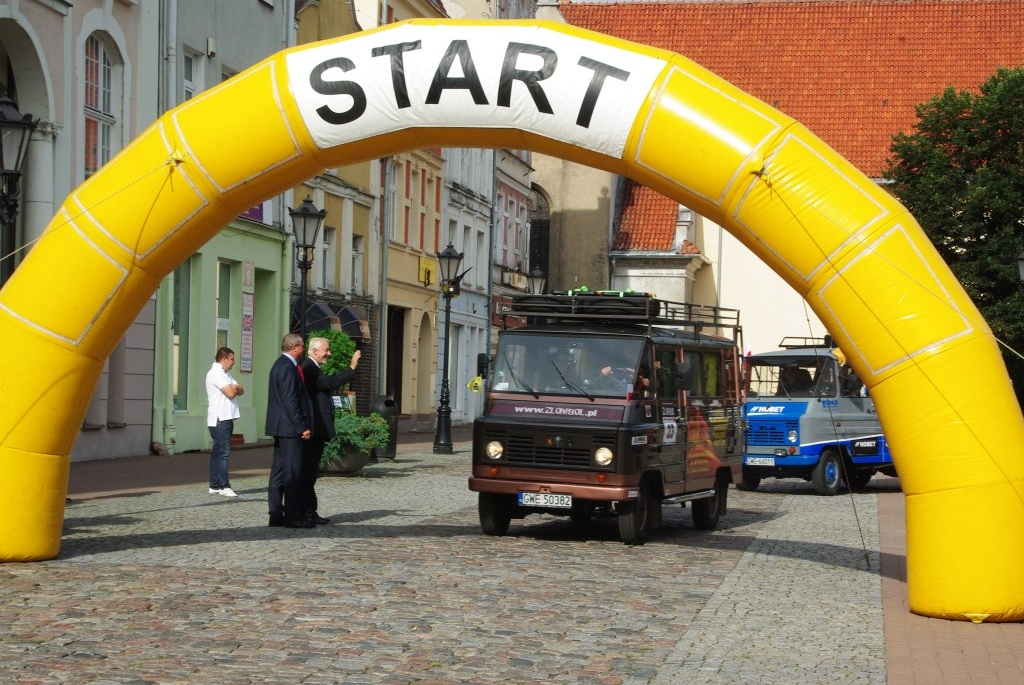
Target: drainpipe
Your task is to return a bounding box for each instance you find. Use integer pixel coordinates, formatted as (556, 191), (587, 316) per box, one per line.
(486, 148), (498, 356)
(152, 0), (179, 454)
(377, 158), (391, 396)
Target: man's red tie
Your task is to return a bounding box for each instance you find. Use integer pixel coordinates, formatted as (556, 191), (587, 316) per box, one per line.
(296, 364), (305, 382)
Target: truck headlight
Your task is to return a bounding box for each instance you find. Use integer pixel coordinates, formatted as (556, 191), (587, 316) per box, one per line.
(485, 441), (504, 459)
(787, 430), (798, 444)
(594, 447), (614, 466)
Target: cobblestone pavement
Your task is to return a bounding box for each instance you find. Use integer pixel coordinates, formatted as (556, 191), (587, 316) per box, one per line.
(2, 447), (886, 685)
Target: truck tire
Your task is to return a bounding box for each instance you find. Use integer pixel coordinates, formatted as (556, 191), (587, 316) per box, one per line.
(693, 474), (726, 530)
(618, 480), (650, 546)
(736, 469), (761, 491)
(812, 449), (842, 495)
(478, 492), (512, 536)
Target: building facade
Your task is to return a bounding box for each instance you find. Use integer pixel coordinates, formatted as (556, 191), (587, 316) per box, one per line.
(150, 0), (297, 455)
(2, 0), (161, 462)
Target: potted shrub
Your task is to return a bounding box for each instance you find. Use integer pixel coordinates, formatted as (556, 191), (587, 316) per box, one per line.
(320, 411), (390, 474)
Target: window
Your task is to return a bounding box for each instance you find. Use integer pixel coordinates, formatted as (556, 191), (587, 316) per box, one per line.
(322, 226), (336, 291)
(183, 52), (199, 100)
(383, 159), (398, 241)
(173, 258), (193, 411)
(84, 35), (116, 179)
(351, 235), (364, 295)
(216, 261), (232, 350)
(409, 167), (420, 248)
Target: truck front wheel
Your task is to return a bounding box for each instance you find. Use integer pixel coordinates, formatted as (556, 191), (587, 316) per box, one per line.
(478, 492), (512, 536)
(812, 449), (842, 495)
(618, 480), (651, 546)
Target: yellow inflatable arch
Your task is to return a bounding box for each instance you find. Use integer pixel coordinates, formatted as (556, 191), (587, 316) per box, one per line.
(1, 20), (1022, 621)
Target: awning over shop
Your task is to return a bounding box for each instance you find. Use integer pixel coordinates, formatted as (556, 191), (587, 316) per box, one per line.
(332, 303), (372, 342)
(304, 301), (340, 334)
(294, 300), (371, 342)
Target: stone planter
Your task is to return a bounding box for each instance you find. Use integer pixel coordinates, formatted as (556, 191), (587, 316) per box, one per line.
(320, 446), (370, 474)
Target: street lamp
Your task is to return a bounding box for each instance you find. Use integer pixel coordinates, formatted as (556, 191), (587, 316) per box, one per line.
(289, 196), (326, 340)
(1017, 253), (1024, 286)
(433, 242), (464, 454)
(0, 96), (38, 287)
(527, 267), (547, 295)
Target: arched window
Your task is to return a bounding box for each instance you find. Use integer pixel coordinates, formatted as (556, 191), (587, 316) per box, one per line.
(84, 34), (121, 179)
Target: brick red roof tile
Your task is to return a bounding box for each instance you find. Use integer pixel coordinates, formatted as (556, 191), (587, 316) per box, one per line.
(613, 179), (682, 251)
(565, 0), (1024, 251)
(562, 0), (1024, 179)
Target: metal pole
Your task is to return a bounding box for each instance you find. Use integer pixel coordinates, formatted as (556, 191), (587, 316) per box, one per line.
(0, 174), (21, 287)
(298, 250), (309, 341)
(433, 287), (454, 454)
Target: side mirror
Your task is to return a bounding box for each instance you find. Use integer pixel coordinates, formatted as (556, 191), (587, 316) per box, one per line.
(477, 352), (490, 379)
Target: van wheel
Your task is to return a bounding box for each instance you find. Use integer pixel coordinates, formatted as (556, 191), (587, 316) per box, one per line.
(812, 449), (842, 495)
(693, 475), (726, 530)
(618, 481), (650, 546)
(736, 469), (761, 491)
(478, 493), (512, 536)
(846, 470), (872, 490)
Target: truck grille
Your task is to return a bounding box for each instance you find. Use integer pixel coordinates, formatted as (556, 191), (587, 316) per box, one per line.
(487, 430), (615, 469)
(745, 420), (798, 446)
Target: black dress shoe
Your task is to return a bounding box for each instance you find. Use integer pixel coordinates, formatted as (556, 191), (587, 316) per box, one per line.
(269, 516), (286, 527)
(312, 514), (331, 525)
(284, 520), (315, 529)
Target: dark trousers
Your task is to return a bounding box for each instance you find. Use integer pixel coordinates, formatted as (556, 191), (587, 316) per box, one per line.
(302, 437), (327, 517)
(268, 436), (307, 524)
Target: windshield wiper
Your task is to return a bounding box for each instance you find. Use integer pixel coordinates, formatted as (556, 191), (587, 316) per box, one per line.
(502, 350), (539, 398)
(551, 360), (595, 402)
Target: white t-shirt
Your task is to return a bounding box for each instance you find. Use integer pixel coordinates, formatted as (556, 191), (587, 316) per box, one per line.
(206, 362), (241, 427)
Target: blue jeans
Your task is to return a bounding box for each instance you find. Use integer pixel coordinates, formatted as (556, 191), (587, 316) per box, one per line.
(209, 419), (233, 489)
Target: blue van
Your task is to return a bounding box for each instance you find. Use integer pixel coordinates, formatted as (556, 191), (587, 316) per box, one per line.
(740, 337), (895, 495)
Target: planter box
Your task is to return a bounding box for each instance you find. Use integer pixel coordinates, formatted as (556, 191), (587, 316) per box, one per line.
(320, 447), (370, 475)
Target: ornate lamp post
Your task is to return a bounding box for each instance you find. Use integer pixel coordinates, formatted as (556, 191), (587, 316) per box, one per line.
(289, 196), (326, 340)
(433, 242), (464, 454)
(0, 96), (38, 288)
(527, 267), (547, 295)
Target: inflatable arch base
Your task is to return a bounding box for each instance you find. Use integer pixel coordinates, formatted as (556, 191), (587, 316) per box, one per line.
(1, 20), (1023, 621)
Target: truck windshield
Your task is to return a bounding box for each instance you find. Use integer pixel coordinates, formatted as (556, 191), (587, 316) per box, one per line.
(490, 332), (645, 398)
(746, 356), (837, 398)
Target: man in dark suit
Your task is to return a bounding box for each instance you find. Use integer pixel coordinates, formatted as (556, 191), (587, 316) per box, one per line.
(266, 333), (314, 528)
(301, 338), (361, 525)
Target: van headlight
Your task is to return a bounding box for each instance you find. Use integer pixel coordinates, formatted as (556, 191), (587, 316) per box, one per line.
(594, 447), (614, 466)
(787, 430), (798, 444)
(485, 441), (504, 459)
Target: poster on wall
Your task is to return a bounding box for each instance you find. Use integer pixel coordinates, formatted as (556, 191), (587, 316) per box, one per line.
(241, 291), (254, 373)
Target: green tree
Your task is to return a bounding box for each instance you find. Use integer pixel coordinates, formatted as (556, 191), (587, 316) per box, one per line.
(885, 67), (1024, 405)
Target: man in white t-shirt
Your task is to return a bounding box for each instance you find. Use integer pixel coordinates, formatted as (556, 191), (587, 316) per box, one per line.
(206, 347), (244, 497)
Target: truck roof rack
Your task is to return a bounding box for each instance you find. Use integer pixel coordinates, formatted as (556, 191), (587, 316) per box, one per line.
(502, 291), (741, 332)
(778, 335), (835, 349)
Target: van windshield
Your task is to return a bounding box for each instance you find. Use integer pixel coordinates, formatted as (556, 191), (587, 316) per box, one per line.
(490, 332), (645, 398)
(746, 355), (838, 399)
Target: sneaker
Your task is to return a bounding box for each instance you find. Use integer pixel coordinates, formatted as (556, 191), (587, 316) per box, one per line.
(216, 487), (238, 497)
(208, 487), (221, 494)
